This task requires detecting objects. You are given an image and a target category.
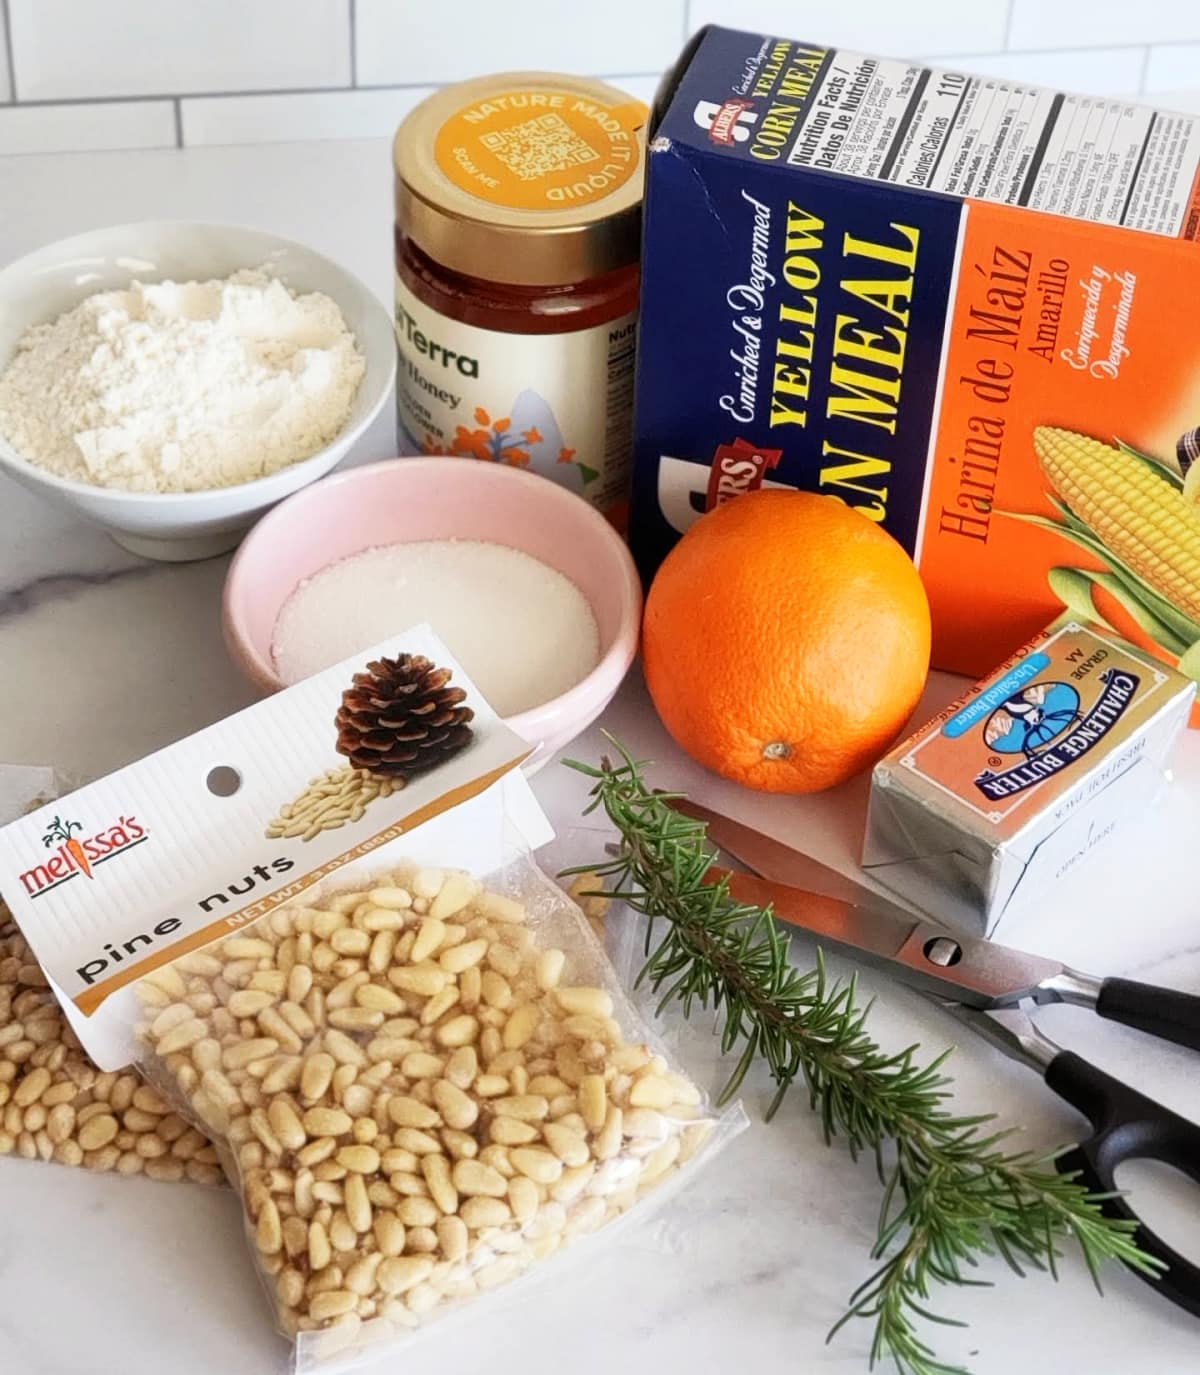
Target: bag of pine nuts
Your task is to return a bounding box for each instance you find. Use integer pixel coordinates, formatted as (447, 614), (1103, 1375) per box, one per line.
(0, 765), (221, 1182)
(0, 901), (222, 1182)
(0, 629), (740, 1368)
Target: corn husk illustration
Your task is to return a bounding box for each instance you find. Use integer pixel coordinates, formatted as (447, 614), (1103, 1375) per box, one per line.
(1007, 426), (1200, 682)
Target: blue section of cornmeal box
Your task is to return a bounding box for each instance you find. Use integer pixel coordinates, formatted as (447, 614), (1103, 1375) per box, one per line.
(630, 25), (964, 583)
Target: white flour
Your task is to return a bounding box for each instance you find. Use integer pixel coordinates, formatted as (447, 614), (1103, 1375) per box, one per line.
(0, 269), (365, 493)
(272, 539), (601, 717)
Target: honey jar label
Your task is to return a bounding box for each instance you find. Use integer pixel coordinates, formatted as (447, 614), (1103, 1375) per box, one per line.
(395, 273), (636, 522)
(434, 87), (646, 212)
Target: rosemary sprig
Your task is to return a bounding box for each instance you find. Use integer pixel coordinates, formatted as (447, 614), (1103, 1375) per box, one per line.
(564, 741), (1159, 1375)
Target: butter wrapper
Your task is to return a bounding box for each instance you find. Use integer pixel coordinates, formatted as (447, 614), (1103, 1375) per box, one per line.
(863, 620), (1195, 936)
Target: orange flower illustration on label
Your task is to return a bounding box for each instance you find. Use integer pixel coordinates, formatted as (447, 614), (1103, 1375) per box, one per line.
(424, 406), (595, 482)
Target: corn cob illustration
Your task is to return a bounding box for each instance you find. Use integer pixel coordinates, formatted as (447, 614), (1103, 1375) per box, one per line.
(1034, 426), (1200, 621)
(1004, 426), (1200, 685)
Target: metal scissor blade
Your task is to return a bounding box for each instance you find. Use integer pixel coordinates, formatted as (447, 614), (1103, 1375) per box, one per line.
(931, 999), (1060, 1071)
(671, 797), (900, 911)
(672, 799), (1072, 1008)
(715, 865), (1065, 1007)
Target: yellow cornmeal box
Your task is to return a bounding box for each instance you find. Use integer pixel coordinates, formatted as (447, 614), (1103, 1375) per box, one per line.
(863, 619), (1195, 936)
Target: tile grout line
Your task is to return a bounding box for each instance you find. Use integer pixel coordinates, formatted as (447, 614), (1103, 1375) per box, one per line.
(1002, 0), (1016, 50)
(173, 97), (182, 147)
(681, 0), (690, 43)
(1138, 45), (1152, 94)
(1, 0), (16, 102)
(0, 73), (669, 115)
(349, 0), (357, 87)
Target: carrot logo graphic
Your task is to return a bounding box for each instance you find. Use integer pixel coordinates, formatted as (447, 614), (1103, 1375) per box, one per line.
(20, 813), (147, 898)
(43, 815), (92, 878)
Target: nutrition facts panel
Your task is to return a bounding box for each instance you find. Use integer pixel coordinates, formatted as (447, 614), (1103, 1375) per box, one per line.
(786, 51), (1200, 237)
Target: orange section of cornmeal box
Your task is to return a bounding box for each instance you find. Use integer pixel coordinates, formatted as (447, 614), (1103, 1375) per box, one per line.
(919, 197), (1200, 712)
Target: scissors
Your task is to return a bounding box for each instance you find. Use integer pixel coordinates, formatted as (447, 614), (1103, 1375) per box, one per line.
(672, 799), (1200, 1319)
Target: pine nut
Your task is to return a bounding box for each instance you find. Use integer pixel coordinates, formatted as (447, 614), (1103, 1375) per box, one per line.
(444, 1046), (477, 1089)
(536, 948), (566, 991)
(377, 1256), (434, 1295)
(387, 1096), (439, 1130)
(419, 986), (459, 1026)
(459, 1196), (511, 1229)
(435, 1014), (478, 1048)
(367, 888), (412, 911)
(440, 939), (487, 974)
(303, 1106), (352, 1137)
(629, 1074), (675, 1110)
(451, 1158), (507, 1197)
(400, 1051), (443, 1080)
(390, 964), (447, 997)
(429, 872), (476, 920)
(579, 1075), (607, 1132)
(543, 1122), (591, 1165)
(77, 1113), (119, 1151)
(268, 1100), (306, 1155)
(432, 1079), (477, 1130)
(555, 986), (614, 1019)
(344, 1172), (372, 1233)
(511, 1147), (563, 1185)
(436, 1214), (468, 1262)
(371, 1212), (405, 1257)
(502, 1004), (539, 1050)
(489, 1116), (538, 1146)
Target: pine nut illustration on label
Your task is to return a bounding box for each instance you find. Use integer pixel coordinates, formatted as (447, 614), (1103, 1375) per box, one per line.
(267, 653), (475, 842)
(393, 72), (647, 527)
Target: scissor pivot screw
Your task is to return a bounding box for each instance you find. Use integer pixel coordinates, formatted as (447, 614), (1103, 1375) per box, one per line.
(924, 936), (963, 967)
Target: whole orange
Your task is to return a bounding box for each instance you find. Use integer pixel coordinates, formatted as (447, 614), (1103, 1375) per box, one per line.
(642, 490), (931, 793)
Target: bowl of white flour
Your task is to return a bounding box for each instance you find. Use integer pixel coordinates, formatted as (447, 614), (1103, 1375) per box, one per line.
(0, 222), (395, 560)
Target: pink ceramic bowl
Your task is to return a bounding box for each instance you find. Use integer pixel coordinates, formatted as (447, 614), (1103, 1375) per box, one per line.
(222, 457), (642, 763)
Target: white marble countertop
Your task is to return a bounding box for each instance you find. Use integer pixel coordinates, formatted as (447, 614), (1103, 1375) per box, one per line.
(1, 139), (1198, 1375)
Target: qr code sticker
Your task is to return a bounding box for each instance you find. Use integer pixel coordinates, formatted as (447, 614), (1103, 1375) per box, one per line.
(480, 113), (599, 181)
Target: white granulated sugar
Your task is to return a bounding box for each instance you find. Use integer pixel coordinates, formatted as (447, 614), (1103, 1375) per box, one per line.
(272, 539), (601, 717)
(0, 269), (365, 493)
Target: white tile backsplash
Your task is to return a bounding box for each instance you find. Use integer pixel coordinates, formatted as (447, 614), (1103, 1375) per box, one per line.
(354, 0), (682, 86)
(687, 0), (1010, 58)
(0, 99), (175, 155)
(1009, 0), (1199, 51)
(1145, 41), (1200, 92)
(9, 0), (350, 101)
(929, 47), (1146, 96)
(0, 6), (11, 104)
(600, 75), (663, 106)
(0, 0), (1199, 154)
(182, 87), (434, 146)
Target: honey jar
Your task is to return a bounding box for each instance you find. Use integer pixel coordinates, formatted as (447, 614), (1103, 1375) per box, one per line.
(393, 73), (648, 525)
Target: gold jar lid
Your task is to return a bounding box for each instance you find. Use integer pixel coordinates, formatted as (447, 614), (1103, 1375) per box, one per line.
(394, 72), (648, 287)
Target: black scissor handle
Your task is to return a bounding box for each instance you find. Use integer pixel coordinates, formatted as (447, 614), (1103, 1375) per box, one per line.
(1046, 1050), (1200, 1318)
(1095, 977), (1200, 1053)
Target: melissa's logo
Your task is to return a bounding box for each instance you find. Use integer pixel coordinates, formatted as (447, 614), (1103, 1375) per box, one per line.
(694, 98), (757, 145)
(20, 813), (148, 898)
(974, 670), (1139, 800)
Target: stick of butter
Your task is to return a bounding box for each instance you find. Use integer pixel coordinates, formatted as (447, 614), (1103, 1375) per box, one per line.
(862, 619), (1195, 936)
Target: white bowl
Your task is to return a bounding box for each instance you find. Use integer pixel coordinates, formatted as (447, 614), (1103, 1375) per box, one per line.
(0, 221), (396, 561)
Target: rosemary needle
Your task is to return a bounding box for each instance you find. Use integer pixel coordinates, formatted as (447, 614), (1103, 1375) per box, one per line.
(563, 739), (1158, 1375)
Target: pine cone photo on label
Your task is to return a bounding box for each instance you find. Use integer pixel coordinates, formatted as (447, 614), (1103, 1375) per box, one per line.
(335, 653), (474, 780)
